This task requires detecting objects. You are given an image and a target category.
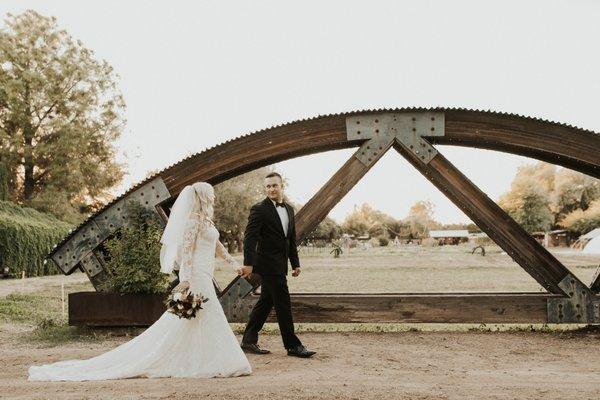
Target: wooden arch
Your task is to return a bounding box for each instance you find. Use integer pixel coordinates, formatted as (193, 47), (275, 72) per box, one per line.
(52, 108), (600, 325)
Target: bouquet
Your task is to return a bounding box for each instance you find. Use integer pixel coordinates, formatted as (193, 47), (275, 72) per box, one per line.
(164, 288), (209, 319)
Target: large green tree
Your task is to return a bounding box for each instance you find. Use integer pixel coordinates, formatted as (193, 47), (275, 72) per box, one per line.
(499, 164), (554, 232)
(342, 203), (403, 238)
(559, 199), (600, 235)
(0, 10), (126, 223)
(552, 168), (600, 223)
(498, 161), (600, 233)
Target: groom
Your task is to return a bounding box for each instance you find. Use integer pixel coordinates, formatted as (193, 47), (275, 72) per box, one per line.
(239, 172), (316, 358)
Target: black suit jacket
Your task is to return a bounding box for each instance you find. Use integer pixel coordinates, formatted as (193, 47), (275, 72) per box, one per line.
(243, 197), (300, 275)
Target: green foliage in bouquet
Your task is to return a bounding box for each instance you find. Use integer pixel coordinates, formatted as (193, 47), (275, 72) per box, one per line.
(104, 202), (169, 294)
(0, 200), (71, 277)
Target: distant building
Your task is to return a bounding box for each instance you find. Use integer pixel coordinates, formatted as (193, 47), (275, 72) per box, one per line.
(428, 230), (470, 245)
(531, 230), (573, 247)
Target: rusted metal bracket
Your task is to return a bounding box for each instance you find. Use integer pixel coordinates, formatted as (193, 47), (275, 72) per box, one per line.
(219, 277), (256, 322)
(50, 177), (171, 291)
(547, 274), (600, 323)
(80, 252), (104, 278)
(346, 112), (445, 166)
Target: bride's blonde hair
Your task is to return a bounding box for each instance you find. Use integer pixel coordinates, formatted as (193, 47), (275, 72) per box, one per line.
(190, 182), (215, 232)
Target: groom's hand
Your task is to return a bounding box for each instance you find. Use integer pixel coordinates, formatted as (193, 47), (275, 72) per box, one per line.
(292, 267), (301, 277)
(240, 265), (253, 278)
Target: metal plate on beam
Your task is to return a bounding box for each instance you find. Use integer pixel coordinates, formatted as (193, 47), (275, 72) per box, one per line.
(52, 177), (171, 276)
(353, 135), (395, 167)
(346, 114), (395, 142)
(346, 112), (445, 164)
(127, 177), (171, 210)
(51, 221), (103, 274)
(219, 278), (254, 321)
(547, 274), (598, 323)
(93, 199), (128, 239)
(393, 112), (445, 163)
(80, 252), (104, 278)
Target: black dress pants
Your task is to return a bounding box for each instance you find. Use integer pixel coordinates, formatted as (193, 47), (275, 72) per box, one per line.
(242, 274), (302, 349)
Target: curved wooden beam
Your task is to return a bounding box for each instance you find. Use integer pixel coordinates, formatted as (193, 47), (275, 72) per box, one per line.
(48, 109), (600, 297)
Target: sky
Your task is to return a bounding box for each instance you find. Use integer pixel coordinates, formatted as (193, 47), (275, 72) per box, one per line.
(2, 1), (599, 224)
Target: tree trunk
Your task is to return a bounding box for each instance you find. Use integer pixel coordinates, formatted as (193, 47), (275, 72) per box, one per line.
(22, 126), (35, 201)
(22, 82), (36, 201)
(236, 236), (243, 253)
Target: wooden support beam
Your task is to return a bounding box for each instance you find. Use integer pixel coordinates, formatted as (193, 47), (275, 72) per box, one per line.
(219, 135), (394, 316)
(392, 143), (572, 295)
(295, 139), (393, 241)
(229, 292), (561, 323)
(219, 138), (394, 315)
(71, 292), (579, 326)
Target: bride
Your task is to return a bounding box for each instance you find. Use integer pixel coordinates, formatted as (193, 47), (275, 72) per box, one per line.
(28, 182), (252, 381)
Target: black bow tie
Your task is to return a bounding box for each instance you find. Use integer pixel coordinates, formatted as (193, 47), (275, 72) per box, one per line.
(275, 202), (285, 208)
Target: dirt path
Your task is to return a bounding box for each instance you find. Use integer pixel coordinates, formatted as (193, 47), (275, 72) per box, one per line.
(2, 330), (600, 400)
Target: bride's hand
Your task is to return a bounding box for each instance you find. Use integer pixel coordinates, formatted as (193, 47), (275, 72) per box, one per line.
(173, 280), (190, 293)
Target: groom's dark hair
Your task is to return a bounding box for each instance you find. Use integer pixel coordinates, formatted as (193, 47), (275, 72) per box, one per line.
(265, 172), (283, 182)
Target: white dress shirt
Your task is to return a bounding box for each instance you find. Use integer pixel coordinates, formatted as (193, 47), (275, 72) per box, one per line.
(271, 199), (289, 237)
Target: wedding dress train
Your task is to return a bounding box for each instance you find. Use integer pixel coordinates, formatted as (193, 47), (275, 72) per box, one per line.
(28, 218), (252, 381)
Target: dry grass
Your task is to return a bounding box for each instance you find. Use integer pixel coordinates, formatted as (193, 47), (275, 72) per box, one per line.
(215, 244), (600, 293)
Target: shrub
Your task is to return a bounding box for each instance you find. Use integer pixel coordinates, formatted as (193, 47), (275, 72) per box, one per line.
(378, 236), (389, 246)
(559, 200), (600, 235)
(475, 236), (494, 246)
(104, 202), (169, 294)
(421, 237), (439, 247)
(0, 201), (71, 277)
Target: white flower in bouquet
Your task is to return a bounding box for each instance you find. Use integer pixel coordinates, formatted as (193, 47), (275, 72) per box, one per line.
(177, 304), (184, 310)
(173, 293), (182, 301)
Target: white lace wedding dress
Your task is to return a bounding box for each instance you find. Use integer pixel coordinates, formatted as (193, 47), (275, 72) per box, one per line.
(28, 218), (252, 381)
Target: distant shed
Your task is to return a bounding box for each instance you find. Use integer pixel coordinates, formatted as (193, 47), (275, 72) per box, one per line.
(428, 230), (470, 245)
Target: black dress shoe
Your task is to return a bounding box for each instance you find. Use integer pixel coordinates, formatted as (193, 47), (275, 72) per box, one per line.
(287, 345), (316, 358)
(241, 342), (271, 354)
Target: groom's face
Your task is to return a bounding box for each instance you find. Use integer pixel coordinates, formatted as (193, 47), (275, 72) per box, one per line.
(264, 176), (283, 201)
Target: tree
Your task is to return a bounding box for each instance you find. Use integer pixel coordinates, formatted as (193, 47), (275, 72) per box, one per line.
(552, 168), (600, 223)
(499, 171), (553, 232)
(304, 216), (342, 241)
(404, 200), (439, 238)
(0, 163), (7, 201)
(559, 199), (600, 236)
(0, 10), (126, 223)
(497, 161), (600, 232)
(342, 203), (400, 238)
